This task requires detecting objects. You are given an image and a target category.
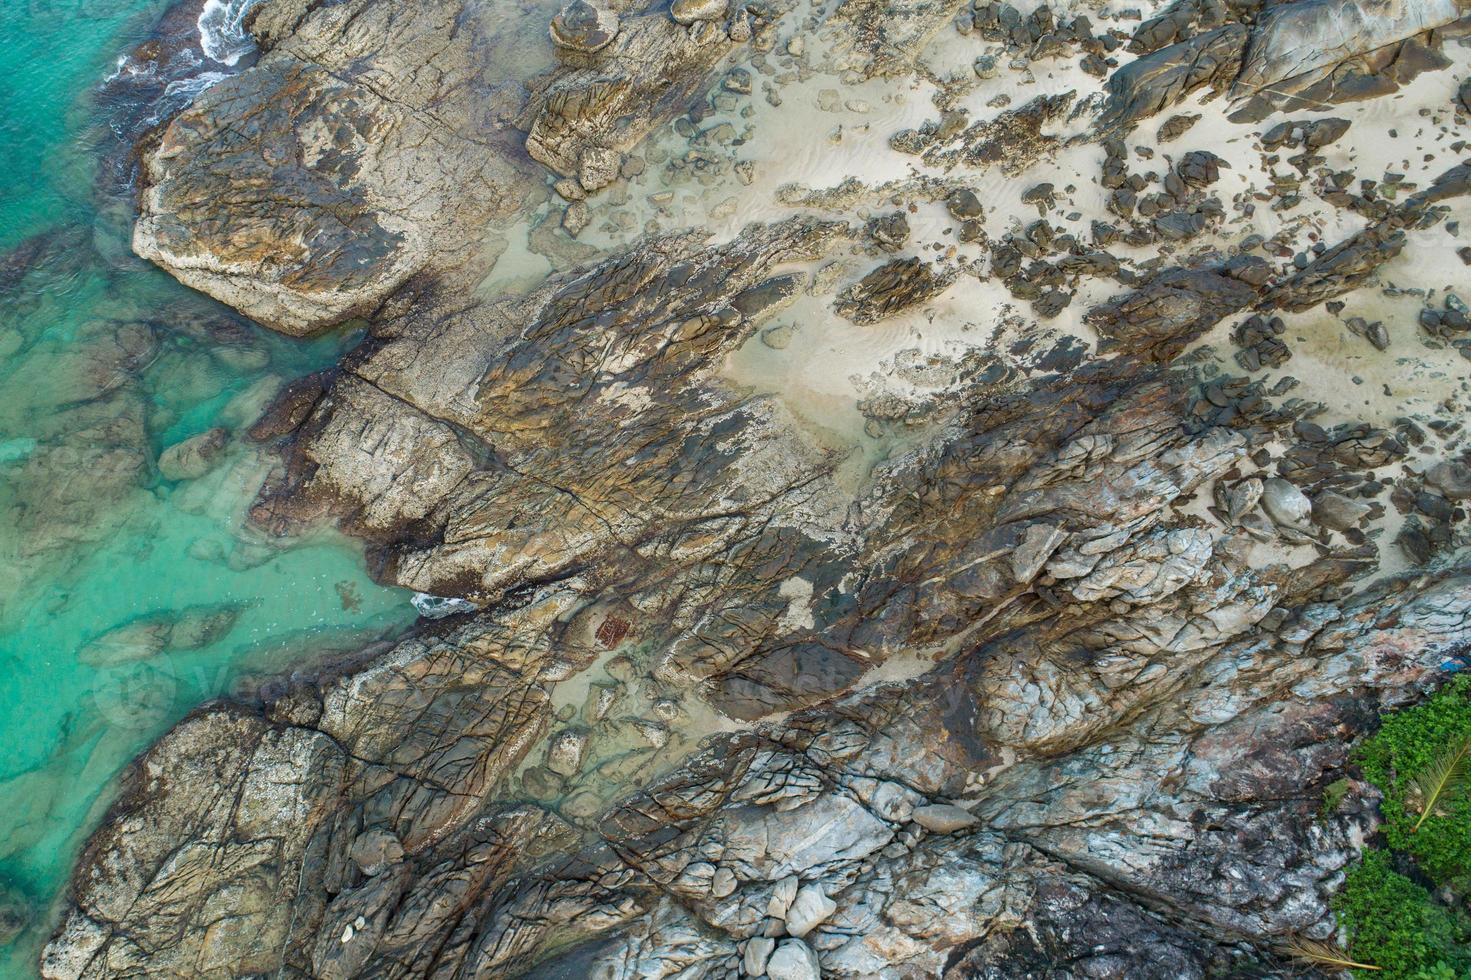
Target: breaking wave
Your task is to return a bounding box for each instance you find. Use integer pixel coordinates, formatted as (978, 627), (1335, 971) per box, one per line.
(197, 0), (262, 66)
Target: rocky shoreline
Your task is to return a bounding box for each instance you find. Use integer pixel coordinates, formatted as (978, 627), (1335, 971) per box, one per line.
(41, 0), (1471, 977)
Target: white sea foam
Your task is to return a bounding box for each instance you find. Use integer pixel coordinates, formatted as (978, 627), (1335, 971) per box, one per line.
(412, 593), (479, 620)
(163, 71), (230, 102)
(103, 54), (133, 84)
(198, 0), (262, 66)
(122, 71), (231, 131)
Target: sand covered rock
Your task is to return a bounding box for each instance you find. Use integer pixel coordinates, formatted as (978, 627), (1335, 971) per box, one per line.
(670, 0), (727, 25)
(251, 217), (849, 606)
(835, 256), (952, 323)
(1104, 0), (1469, 129)
(1088, 258), (1266, 360)
(1233, 0), (1467, 97)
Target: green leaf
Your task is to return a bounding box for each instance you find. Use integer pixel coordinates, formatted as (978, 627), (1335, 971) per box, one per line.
(1410, 732), (1471, 834)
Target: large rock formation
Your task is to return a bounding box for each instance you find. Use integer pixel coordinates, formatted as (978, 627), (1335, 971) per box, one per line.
(133, 0), (782, 334)
(42, 0), (1471, 975)
(1102, 0), (1471, 129)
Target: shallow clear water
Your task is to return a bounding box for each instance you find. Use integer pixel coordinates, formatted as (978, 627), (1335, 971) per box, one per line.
(0, 0), (416, 973)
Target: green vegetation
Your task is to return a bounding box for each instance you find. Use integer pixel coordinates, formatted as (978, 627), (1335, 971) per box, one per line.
(1358, 675), (1471, 886)
(1327, 675), (1471, 978)
(1323, 777), (1354, 818)
(1335, 851), (1469, 978)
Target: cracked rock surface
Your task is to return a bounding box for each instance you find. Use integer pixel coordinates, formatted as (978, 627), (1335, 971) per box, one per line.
(44, 0), (1471, 976)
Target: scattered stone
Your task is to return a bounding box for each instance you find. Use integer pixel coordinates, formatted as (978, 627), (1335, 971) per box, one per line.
(1157, 113), (1201, 142)
(1262, 118), (1351, 152)
(911, 803), (980, 833)
(947, 188), (984, 220)
(1312, 491), (1371, 531)
(562, 201), (591, 237)
(1226, 478), (1264, 523)
(866, 211), (910, 252)
(1022, 182), (1055, 212)
(785, 883), (836, 938)
(671, 0), (727, 25)
(1345, 316), (1390, 351)
(1396, 518), (1435, 564)
(554, 178), (586, 202)
(768, 875), (799, 919)
(745, 936), (776, 976)
(1261, 478), (1312, 530)
(766, 939), (821, 980)
(1426, 460), (1471, 500)
(711, 866), (738, 898)
(1233, 314), (1290, 371)
(958, 218), (986, 244)
(1177, 150), (1226, 188)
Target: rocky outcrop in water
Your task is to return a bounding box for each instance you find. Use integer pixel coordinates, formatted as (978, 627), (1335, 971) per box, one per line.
(133, 0), (788, 335)
(42, 0), (1471, 976)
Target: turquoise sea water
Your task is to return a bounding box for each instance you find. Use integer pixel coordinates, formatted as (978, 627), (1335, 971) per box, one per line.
(0, 0), (417, 973)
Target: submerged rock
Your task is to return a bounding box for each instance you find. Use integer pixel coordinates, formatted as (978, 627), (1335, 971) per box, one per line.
(76, 605), (242, 666)
(157, 427), (229, 481)
(0, 887), (30, 946)
(550, 0), (620, 55)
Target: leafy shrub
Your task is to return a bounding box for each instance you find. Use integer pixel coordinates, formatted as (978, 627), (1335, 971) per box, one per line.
(1357, 674), (1471, 886)
(1322, 676), (1471, 976)
(1334, 850), (1470, 978)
